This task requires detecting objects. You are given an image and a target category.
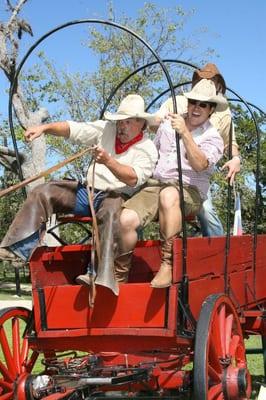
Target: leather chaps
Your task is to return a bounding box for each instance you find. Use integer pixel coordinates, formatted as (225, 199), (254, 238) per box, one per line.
(1, 180), (79, 248)
(1, 180), (127, 295)
(95, 193), (127, 294)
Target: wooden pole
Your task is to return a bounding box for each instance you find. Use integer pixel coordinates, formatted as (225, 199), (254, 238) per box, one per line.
(0, 146), (94, 198)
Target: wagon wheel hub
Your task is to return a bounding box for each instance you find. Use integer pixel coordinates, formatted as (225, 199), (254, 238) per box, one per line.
(222, 366), (250, 400)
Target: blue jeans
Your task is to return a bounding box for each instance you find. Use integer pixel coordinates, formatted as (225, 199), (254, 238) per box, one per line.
(72, 184), (106, 216)
(197, 188), (224, 237)
(10, 184), (106, 261)
(10, 231), (41, 261)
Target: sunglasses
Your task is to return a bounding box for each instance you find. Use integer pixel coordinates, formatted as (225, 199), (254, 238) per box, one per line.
(188, 99), (214, 109)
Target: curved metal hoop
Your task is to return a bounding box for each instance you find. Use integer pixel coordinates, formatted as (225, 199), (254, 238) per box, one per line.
(102, 57), (263, 244)
(8, 19), (176, 181)
(99, 59), (197, 118)
(7, 19), (264, 294)
(8, 18), (190, 274)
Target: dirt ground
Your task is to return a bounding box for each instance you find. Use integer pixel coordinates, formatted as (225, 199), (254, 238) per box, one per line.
(0, 299), (32, 309)
(0, 281), (32, 309)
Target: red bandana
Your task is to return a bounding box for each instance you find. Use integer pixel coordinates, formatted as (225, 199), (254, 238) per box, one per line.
(115, 132), (144, 154)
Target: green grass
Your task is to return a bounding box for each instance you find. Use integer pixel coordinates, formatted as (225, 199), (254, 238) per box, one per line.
(246, 336), (265, 399)
(0, 290), (32, 300)
(246, 336), (264, 374)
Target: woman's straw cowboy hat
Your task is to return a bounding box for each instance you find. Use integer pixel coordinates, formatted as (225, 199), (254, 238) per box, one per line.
(184, 79), (228, 112)
(104, 94), (155, 124)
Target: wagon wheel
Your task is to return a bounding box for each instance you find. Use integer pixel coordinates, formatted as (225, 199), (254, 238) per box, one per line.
(193, 294), (251, 400)
(0, 307), (39, 400)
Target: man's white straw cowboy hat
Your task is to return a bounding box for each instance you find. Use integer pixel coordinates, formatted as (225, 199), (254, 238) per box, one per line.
(184, 79), (228, 112)
(104, 94), (155, 124)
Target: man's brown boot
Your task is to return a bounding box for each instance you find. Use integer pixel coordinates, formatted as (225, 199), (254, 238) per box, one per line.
(114, 252), (133, 283)
(150, 236), (175, 288)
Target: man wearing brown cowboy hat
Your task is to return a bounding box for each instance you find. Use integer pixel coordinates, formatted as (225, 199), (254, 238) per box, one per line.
(0, 94), (158, 292)
(156, 63), (241, 237)
(119, 79), (226, 288)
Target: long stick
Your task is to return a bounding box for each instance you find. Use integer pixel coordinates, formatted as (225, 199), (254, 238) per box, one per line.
(0, 146), (94, 198)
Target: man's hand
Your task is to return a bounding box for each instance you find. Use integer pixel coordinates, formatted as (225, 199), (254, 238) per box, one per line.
(169, 113), (188, 136)
(24, 125), (45, 142)
(221, 156), (241, 186)
(93, 145), (137, 186)
(93, 145), (111, 165)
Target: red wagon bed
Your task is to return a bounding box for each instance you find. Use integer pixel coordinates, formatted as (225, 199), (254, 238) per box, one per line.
(1, 234), (265, 399)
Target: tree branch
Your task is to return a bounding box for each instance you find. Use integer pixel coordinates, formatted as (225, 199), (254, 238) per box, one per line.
(6, 0), (29, 30)
(0, 145), (25, 160)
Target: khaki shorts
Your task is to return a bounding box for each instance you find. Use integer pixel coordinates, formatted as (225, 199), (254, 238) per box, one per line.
(123, 180), (202, 227)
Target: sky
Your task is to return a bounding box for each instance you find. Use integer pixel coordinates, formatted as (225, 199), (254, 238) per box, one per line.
(0, 0), (266, 120)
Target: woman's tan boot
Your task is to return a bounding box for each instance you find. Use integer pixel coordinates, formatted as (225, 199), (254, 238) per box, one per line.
(150, 236), (175, 288)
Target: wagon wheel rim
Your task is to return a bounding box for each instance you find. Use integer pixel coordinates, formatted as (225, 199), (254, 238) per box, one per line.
(0, 307), (39, 400)
(193, 294), (251, 400)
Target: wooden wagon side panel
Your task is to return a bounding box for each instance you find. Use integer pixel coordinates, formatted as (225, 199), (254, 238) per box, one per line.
(173, 235), (254, 282)
(32, 283), (168, 331)
(174, 234), (266, 320)
(254, 234), (266, 301)
(30, 240), (162, 289)
(30, 245), (91, 288)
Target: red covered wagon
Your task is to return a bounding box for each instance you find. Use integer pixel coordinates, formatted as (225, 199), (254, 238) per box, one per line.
(0, 19), (265, 400)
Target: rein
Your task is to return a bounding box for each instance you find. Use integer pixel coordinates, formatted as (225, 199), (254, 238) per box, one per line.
(86, 159), (101, 307)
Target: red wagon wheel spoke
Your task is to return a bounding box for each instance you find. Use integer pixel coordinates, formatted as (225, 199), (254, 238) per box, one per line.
(0, 361), (13, 383)
(12, 317), (22, 374)
(24, 349), (40, 373)
(208, 382), (223, 400)
(229, 334), (240, 358)
(20, 336), (29, 370)
(0, 379), (13, 394)
(0, 324), (17, 378)
(225, 313), (233, 355)
(210, 310), (224, 361)
(0, 307), (39, 400)
(208, 363), (221, 383)
(209, 333), (223, 373)
(0, 392), (13, 400)
(218, 303), (226, 358)
(193, 294), (251, 400)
